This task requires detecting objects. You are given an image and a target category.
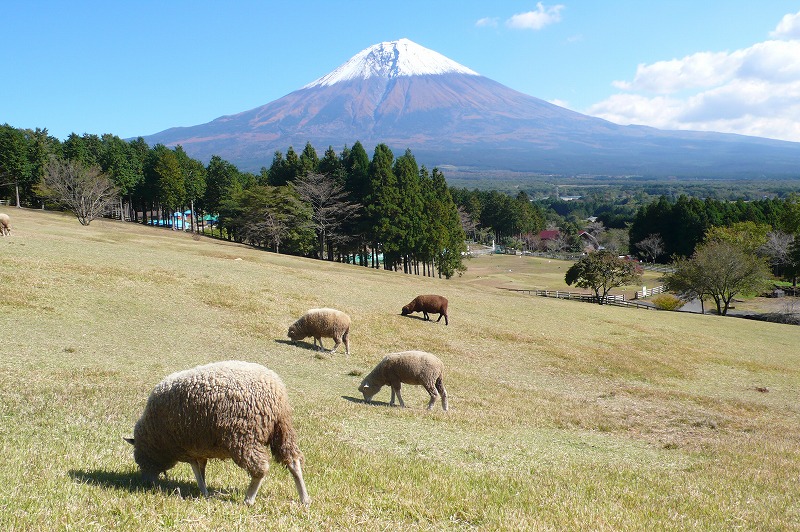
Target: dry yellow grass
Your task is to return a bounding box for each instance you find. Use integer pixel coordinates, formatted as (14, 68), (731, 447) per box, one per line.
(1, 208), (799, 530)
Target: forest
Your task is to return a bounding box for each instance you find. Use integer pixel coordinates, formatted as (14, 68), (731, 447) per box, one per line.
(3, 123), (800, 279)
(0, 125), (466, 278)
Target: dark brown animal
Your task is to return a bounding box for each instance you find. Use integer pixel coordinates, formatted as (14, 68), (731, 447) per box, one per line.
(401, 295), (449, 325)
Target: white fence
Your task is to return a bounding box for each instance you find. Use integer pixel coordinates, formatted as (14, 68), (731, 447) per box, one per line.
(503, 288), (656, 310)
(637, 285), (666, 298)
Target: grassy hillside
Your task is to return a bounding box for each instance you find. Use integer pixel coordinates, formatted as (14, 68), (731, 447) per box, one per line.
(1, 208), (798, 530)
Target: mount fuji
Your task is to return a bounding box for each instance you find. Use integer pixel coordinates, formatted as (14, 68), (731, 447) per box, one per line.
(141, 39), (800, 178)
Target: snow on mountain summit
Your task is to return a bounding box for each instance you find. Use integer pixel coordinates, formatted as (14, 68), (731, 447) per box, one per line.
(304, 38), (479, 88)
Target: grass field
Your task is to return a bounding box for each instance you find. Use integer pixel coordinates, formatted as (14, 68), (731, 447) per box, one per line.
(1, 208), (799, 530)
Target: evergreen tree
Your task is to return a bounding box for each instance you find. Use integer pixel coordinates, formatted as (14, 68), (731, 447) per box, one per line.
(174, 145), (206, 231)
(393, 149), (423, 273)
(429, 167), (466, 278)
(319, 145), (344, 184)
(204, 155), (239, 236)
(0, 124), (32, 206)
(267, 150), (288, 186)
(299, 141), (319, 176)
(284, 146), (302, 183)
(368, 144), (401, 269)
(342, 141), (371, 264)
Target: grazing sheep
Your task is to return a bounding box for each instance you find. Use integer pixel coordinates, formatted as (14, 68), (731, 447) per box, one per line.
(359, 350), (448, 411)
(401, 294), (449, 325)
(124, 361), (310, 506)
(288, 308), (351, 355)
(0, 213), (10, 236)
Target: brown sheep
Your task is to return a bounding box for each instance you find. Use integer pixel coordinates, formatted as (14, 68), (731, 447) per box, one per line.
(401, 294), (448, 325)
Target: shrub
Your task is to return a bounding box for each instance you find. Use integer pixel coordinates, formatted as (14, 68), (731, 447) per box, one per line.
(651, 293), (685, 311)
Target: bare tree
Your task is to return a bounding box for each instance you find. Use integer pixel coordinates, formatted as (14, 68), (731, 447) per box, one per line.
(599, 228), (629, 255)
(635, 233), (665, 263)
(292, 172), (361, 260)
(585, 220), (606, 238)
(546, 233), (570, 253)
(760, 230), (794, 274)
(458, 205), (478, 241)
(38, 158), (118, 225)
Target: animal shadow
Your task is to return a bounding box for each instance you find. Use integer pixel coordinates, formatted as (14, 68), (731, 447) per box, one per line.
(274, 338), (316, 351)
(68, 468), (233, 501)
(341, 395), (392, 407)
(400, 313), (427, 322)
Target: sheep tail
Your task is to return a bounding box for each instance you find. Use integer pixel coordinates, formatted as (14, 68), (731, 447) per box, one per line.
(270, 417), (304, 466)
(435, 376), (446, 396)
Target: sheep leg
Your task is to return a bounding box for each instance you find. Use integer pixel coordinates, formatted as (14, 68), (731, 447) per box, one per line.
(286, 458), (311, 505)
(423, 384), (439, 410)
(436, 379), (449, 411)
(244, 475), (265, 506)
(331, 337), (340, 354)
(342, 329), (350, 356)
(392, 384), (405, 407)
(422, 311), (430, 321)
(314, 337), (325, 351)
(437, 313), (448, 325)
(190, 458), (209, 498)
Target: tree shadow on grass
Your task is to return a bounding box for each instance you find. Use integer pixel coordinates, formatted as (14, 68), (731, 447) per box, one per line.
(68, 468), (235, 501)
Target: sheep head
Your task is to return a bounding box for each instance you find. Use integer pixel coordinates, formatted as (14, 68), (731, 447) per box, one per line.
(358, 380), (382, 403)
(287, 324), (302, 342)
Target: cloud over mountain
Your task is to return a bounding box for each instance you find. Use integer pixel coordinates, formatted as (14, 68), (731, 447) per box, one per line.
(589, 10), (800, 143)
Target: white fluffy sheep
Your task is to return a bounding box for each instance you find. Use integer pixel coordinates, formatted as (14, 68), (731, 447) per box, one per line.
(288, 308), (351, 355)
(359, 350), (448, 411)
(125, 360), (310, 506)
(0, 213), (10, 236)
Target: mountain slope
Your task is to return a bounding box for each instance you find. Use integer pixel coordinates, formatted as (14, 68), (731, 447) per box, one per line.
(141, 39), (800, 178)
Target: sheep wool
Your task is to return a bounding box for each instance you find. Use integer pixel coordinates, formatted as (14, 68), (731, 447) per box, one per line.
(401, 295), (449, 325)
(0, 213), (11, 236)
(359, 350), (448, 411)
(288, 308), (351, 355)
(125, 360), (310, 506)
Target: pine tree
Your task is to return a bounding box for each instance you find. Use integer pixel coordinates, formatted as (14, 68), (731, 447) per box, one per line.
(393, 149), (423, 273)
(368, 144), (401, 269)
(299, 142), (319, 176)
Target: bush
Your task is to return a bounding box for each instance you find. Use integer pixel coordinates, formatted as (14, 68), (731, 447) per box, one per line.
(651, 293), (685, 311)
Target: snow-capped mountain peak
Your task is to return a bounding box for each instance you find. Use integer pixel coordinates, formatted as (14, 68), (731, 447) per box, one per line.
(304, 38), (479, 88)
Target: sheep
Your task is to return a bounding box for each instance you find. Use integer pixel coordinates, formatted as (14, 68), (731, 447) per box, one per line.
(288, 308), (351, 355)
(358, 350), (448, 411)
(124, 360), (310, 506)
(0, 213), (10, 236)
(401, 294), (449, 325)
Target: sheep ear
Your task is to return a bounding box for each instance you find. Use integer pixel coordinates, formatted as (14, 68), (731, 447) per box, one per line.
(123, 437), (135, 445)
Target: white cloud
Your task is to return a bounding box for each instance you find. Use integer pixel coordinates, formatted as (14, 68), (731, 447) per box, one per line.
(506, 3), (564, 30)
(771, 10), (800, 38)
(587, 13), (800, 142)
(475, 17), (499, 28)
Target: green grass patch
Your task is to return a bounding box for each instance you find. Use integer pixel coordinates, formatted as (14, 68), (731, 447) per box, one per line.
(1, 209), (799, 529)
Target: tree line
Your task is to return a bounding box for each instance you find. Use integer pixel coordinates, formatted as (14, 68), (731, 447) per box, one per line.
(0, 124), (466, 278)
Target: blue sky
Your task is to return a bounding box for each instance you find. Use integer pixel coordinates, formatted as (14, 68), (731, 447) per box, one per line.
(4, 1), (800, 143)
